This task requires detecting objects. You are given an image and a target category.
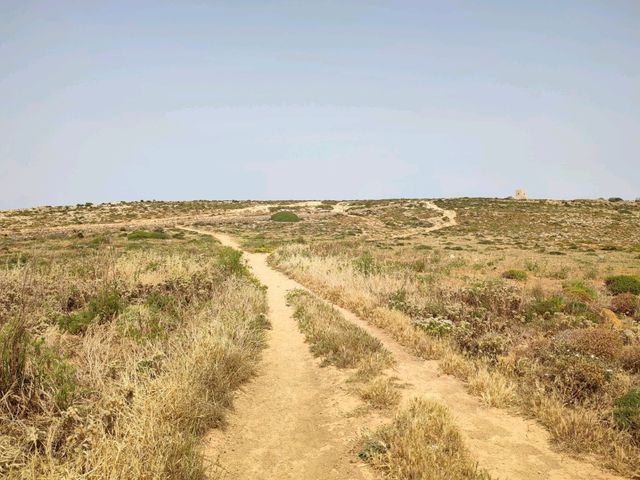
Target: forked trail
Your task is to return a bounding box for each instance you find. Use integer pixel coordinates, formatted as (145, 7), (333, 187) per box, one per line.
(194, 231), (375, 480)
(188, 229), (624, 480)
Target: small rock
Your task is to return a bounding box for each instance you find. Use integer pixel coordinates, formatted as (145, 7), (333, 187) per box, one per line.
(600, 308), (623, 329)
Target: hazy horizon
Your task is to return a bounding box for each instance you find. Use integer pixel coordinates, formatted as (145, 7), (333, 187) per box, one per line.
(2, 1), (639, 210)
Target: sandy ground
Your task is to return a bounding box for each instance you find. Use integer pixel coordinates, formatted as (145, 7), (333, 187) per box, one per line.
(185, 228), (625, 480)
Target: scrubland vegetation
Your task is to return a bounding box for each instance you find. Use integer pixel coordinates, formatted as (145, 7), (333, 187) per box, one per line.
(2, 197), (639, 478)
(0, 228), (268, 478)
(260, 198), (640, 476)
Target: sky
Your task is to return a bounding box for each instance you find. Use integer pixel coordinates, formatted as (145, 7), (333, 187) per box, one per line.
(1, 1), (639, 209)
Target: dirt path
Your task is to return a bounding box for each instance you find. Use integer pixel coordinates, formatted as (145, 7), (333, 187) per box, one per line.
(187, 228), (625, 480)
(332, 200), (457, 239)
(328, 305), (624, 480)
(189, 230), (376, 480)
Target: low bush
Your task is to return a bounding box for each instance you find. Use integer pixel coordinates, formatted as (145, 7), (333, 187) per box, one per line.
(127, 229), (170, 240)
(502, 269), (527, 281)
(414, 316), (453, 337)
(354, 252), (381, 276)
(563, 280), (597, 302)
(610, 293), (639, 316)
(613, 389), (640, 437)
(554, 328), (623, 361)
(620, 345), (640, 373)
(522, 338), (615, 403)
(527, 295), (564, 317)
(217, 247), (247, 276)
(605, 275), (640, 295)
(270, 211), (300, 222)
(58, 288), (124, 334)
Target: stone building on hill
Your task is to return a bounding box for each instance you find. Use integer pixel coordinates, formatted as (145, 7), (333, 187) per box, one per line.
(515, 189), (528, 200)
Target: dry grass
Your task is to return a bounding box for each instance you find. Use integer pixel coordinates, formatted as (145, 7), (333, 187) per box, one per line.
(440, 350), (517, 408)
(3, 197), (640, 477)
(359, 398), (492, 480)
(356, 377), (401, 410)
(286, 289), (398, 408)
(0, 230), (268, 479)
(269, 234), (640, 476)
(287, 289), (393, 372)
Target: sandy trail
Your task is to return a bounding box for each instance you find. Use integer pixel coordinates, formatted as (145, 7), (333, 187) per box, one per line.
(190, 230), (375, 480)
(328, 305), (624, 480)
(332, 200), (457, 239)
(187, 227), (625, 480)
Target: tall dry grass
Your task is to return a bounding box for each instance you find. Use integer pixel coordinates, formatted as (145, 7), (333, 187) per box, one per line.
(360, 398), (492, 480)
(0, 231), (268, 479)
(287, 289), (399, 408)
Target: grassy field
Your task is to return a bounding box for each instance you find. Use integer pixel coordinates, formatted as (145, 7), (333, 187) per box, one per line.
(0, 227), (268, 478)
(1, 197), (639, 478)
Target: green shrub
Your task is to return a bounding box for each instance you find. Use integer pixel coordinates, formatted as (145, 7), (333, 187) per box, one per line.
(31, 340), (77, 410)
(605, 275), (640, 295)
(527, 295), (564, 316)
(1, 321), (76, 410)
(217, 247), (247, 276)
(127, 229), (169, 240)
(58, 288), (125, 334)
(354, 252), (381, 276)
(502, 269), (527, 281)
(613, 389), (640, 435)
(118, 305), (177, 342)
(270, 211), (300, 222)
(0, 318), (29, 395)
(414, 317), (453, 337)
(562, 280), (597, 302)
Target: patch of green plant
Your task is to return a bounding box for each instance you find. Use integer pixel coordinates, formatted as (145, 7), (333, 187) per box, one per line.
(31, 339), (77, 410)
(270, 211), (301, 222)
(527, 295), (564, 317)
(146, 292), (180, 317)
(0, 318), (29, 395)
(0, 252), (29, 269)
(217, 246), (247, 276)
(605, 275), (640, 295)
(58, 288), (125, 334)
(127, 229), (169, 240)
(1, 320), (76, 410)
(118, 305), (176, 342)
(354, 252), (381, 276)
(414, 317), (453, 337)
(502, 269), (528, 281)
(562, 280), (597, 302)
(613, 389), (640, 433)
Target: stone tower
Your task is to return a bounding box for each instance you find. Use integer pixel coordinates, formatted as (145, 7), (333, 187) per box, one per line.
(515, 189), (528, 200)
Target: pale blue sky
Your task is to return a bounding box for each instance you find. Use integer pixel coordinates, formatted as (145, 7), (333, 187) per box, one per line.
(1, 1), (639, 209)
